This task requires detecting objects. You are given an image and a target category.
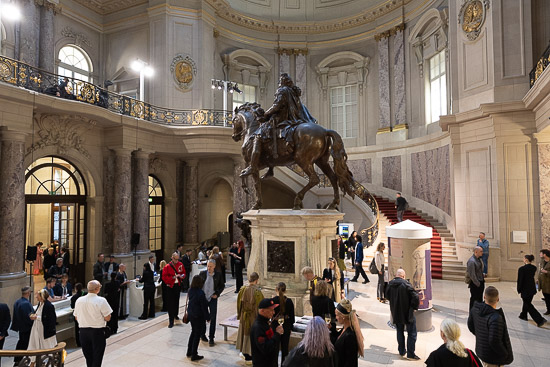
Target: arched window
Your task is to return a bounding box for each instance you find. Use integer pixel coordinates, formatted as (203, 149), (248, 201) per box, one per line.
(57, 45), (92, 82)
(148, 175), (164, 254)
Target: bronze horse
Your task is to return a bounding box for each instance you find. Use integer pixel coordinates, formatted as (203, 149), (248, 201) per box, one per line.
(232, 103), (355, 210)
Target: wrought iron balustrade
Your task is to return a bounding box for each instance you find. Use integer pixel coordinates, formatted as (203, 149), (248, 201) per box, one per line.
(0, 55), (232, 126)
(530, 43), (550, 88)
(286, 164), (379, 247)
(0, 342), (66, 366)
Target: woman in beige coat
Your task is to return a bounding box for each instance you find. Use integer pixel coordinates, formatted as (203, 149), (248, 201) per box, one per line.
(236, 272), (264, 365)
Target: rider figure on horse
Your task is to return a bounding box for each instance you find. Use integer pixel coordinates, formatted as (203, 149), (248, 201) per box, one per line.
(240, 73), (316, 178)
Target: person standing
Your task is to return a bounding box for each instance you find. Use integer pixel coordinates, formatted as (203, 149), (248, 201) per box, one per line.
(273, 282), (295, 365)
(350, 235), (369, 284)
(138, 263), (156, 320)
(375, 242), (386, 302)
(517, 254), (547, 327)
(538, 249), (550, 315)
(93, 253), (107, 291)
(330, 299), (365, 367)
(386, 269), (420, 360)
(181, 249), (193, 292)
(11, 287), (34, 364)
(186, 275), (210, 362)
(466, 246), (485, 310)
(43, 247), (56, 279)
(310, 280), (336, 326)
(233, 240), (246, 293)
(0, 302), (10, 364)
(467, 286), (514, 367)
(250, 298), (284, 367)
(34, 242), (44, 275)
(283, 316), (336, 366)
(104, 272), (120, 334)
(425, 318), (482, 367)
(322, 257), (344, 302)
(337, 236), (347, 274)
(104, 255), (119, 279)
(146, 255), (156, 274)
(28, 289), (57, 363)
(199, 259), (225, 346)
(61, 247), (70, 270)
(74, 280), (113, 367)
(115, 264), (130, 319)
(158, 260), (168, 312)
(301, 266), (320, 300)
(71, 283), (85, 347)
(395, 192), (408, 222)
(344, 231), (357, 260)
(161, 252), (186, 328)
(210, 246), (225, 284)
(236, 272), (264, 364)
(229, 242), (238, 278)
(477, 233), (489, 277)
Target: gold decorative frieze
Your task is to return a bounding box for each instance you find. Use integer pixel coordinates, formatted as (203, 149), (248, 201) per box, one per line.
(374, 23), (405, 42)
(377, 127), (392, 134)
(277, 48), (308, 56)
(393, 123), (409, 131)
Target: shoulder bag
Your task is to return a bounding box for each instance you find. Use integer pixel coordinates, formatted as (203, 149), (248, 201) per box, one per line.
(467, 348), (480, 367)
(369, 258), (378, 274)
(182, 294), (189, 324)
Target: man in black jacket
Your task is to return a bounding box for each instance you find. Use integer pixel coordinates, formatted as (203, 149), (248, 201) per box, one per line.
(11, 287), (34, 364)
(250, 298), (283, 367)
(181, 249), (193, 292)
(0, 302), (10, 364)
(138, 263), (156, 320)
(468, 286), (514, 367)
(199, 259), (225, 345)
(386, 269), (420, 360)
(395, 192), (408, 222)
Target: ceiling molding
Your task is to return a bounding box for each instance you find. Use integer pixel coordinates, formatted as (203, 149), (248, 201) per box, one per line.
(72, 0), (147, 16)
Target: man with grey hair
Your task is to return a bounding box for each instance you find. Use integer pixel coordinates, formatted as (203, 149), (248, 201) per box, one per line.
(74, 280), (113, 367)
(467, 246), (485, 310)
(199, 259), (225, 345)
(387, 269), (420, 360)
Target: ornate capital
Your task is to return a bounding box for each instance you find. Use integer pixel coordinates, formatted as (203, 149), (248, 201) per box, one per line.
(60, 27), (91, 48)
(277, 48), (308, 56)
(375, 23), (405, 42)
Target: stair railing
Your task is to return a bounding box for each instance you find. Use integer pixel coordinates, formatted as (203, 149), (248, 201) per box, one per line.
(0, 342), (66, 366)
(286, 164), (379, 247)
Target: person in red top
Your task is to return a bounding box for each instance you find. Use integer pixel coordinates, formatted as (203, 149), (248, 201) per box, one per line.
(162, 252), (186, 328)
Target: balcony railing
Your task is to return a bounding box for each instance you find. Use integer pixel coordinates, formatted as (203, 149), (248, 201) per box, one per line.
(0, 55), (231, 126)
(0, 342), (66, 366)
(530, 43), (550, 88)
(286, 164), (379, 248)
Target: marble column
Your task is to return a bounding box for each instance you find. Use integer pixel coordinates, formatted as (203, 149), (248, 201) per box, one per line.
(39, 4), (55, 72)
(132, 150), (150, 253)
(176, 160), (185, 245)
(393, 27), (406, 126)
(0, 130), (26, 277)
(113, 149), (132, 255)
(377, 36), (391, 130)
(279, 53), (290, 76)
(19, 0), (40, 66)
(296, 53), (307, 105)
(184, 159), (199, 245)
(232, 158), (247, 243)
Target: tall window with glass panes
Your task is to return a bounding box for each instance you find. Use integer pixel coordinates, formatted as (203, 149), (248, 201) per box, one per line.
(427, 50), (447, 124)
(330, 85), (358, 138)
(232, 84), (256, 111)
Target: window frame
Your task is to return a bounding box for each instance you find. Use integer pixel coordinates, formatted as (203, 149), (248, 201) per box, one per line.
(329, 84), (358, 139)
(232, 84), (257, 112)
(57, 45), (93, 83)
(425, 50), (448, 125)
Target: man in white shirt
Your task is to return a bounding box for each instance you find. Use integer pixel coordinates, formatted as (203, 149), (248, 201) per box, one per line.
(147, 254), (156, 274)
(74, 280), (113, 367)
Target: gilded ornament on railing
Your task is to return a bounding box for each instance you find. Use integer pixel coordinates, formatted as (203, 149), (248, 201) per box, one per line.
(0, 58), (17, 84)
(458, 0), (490, 41)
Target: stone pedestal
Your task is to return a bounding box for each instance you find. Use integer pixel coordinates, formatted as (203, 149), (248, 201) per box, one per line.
(242, 209), (343, 316)
(386, 220), (433, 332)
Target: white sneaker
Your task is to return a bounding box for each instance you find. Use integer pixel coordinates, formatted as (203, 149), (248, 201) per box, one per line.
(239, 352), (245, 360)
(245, 360), (252, 365)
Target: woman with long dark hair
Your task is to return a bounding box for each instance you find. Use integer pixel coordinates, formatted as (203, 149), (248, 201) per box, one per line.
(232, 240), (246, 293)
(187, 275), (210, 361)
(330, 299), (364, 367)
(517, 254), (547, 326)
(273, 282), (295, 364)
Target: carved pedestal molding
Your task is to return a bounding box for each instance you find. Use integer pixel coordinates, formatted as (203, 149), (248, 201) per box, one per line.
(132, 149), (151, 253)
(184, 158), (199, 245)
(0, 130), (27, 278)
(112, 148), (133, 255)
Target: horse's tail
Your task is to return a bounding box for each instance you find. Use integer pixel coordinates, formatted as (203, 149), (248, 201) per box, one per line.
(326, 130), (355, 198)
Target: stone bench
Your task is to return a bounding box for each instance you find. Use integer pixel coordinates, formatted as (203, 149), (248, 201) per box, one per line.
(220, 314), (240, 341)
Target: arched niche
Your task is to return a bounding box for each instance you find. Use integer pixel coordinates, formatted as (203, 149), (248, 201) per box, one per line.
(223, 49), (272, 98)
(316, 51), (370, 98)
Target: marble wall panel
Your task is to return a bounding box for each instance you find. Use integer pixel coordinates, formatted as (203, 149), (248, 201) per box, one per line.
(102, 153), (115, 255)
(411, 145), (451, 215)
(348, 158), (372, 185)
(296, 54), (307, 105)
(538, 144), (550, 245)
(393, 29), (406, 125)
(382, 156), (402, 192)
(378, 37), (391, 129)
(279, 53), (290, 75)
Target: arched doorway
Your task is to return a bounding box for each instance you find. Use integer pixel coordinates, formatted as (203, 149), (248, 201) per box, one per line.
(25, 156), (87, 287)
(148, 175), (164, 261)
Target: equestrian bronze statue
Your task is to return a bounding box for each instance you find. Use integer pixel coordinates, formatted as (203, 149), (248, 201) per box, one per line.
(232, 73), (355, 210)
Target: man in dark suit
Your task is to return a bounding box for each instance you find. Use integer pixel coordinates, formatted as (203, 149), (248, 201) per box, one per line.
(351, 235), (369, 284)
(181, 249), (193, 292)
(104, 255), (119, 279)
(199, 259), (225, 346)
(176, 244), (184, 259)
(11, 286), (34, 364)
(61, 247), (70, 270)
(138, 262), (156, 320)
(0, 302), (11, 363)
(229, 242), (238, 278)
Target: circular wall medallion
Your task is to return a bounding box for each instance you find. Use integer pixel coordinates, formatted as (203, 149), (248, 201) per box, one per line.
(170, 54), (197, 91)
(458, 0), (490, 41)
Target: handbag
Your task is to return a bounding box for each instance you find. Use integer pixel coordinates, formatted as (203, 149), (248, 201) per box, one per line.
(103, 326), (112, 339)
(369, 258), (378, 274)
(182, 294), (189, 324)
(467, 348), (480, 367)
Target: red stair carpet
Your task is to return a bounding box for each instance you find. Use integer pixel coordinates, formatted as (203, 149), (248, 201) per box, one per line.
(374, 196), (443, 279)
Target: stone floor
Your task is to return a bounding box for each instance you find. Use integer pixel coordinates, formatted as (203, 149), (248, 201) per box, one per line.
(1, 274), (548, 366)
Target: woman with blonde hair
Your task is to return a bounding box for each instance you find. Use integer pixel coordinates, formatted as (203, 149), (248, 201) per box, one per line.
(322, 257), (345, 302)
(375, 242), (386, 302)
(311, 280), (336, 325)
(425, 318), (481, 366)
(283, 316), (337, 366)
(28, 289), (57, 365)
(330, 299), (364, 367)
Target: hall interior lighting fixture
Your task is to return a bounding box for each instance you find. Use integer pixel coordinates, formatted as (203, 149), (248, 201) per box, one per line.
(131, 59), (153, 102)
(0, 1), (22, 21)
